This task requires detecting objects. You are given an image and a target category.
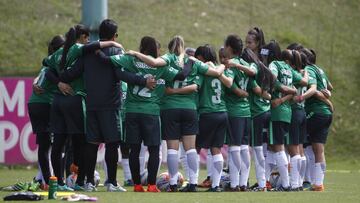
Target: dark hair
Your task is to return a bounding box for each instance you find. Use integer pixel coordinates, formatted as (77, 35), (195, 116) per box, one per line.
(301, 48), (316, 65)
(99, 19), (118, 40)
(48, 35), (65, 55)
(225, 34), (243, 56)
(195, 44), (218, 64)
(282, 49), (302, 70)
(139, 36), (158, 58)
(218, 47), (226, 58)
(261, 40), (281, 66)
(287, 43), (303, 50)
(242, 48), (275, 92)
(247, 27), (266, 52)
(59, 24), (89, 70)
(299, 52), (308, 69)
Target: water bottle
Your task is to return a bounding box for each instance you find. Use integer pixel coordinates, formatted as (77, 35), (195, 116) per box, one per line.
(48, 176), (58, 199)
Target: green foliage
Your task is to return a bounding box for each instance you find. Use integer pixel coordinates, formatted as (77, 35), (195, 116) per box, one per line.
(0, 0), (359, 159)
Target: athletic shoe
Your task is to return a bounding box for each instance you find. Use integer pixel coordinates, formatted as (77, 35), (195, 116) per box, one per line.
(83, 183), (97, 192)
(198, 177), (212, 188)
(302, 181), (312, 190)
(270, 186), (290, 192)
(179, 184), (197, 192)
(147, 184), (161, 192)
(251, 187), (267, 192)
(206, 186), (222, 192)
(134, 184), (145, 192)
(28, 181), (40, 192)
(288, 187), (301, 192)
(266, 181), (272, 190)
(2, 182), (29, 191)
(228, 186), (241, 192)
(249, 182), (259, 190)
(310, 184), (324, 192)
(167, 184), (178, 192)
(239, 185), (248, 192)
(58, 184), (74, 192)
(73, 184), (85, 191)
(123, 179), (134, 187)
(107, 183), (127, 192)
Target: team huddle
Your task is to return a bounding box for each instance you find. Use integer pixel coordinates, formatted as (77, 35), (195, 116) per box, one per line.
(28, 18), (333, 193)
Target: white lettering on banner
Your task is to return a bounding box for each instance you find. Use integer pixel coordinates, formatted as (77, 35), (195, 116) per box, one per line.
(0, 121), (20, 163)
(20, 122), (37, 162)
(0, 80), (25, 117)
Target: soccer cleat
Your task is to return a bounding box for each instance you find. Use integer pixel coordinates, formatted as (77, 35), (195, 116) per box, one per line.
(167, 184), (178, 192)
(123, 179), (134, 187)
(266, 181), (272, 190)
(270, 186), (290, 192)
(251, 187), (267, 192)
(107, 183), (127, 192)
(179, 184), (197, 192)
(73, 184), (85, 191)
(83, 183), (97, 192)
(302, 181), (312, 190)
(147, 184), (161, 192)
(134, 184), (146, 192)
(249, 182), (259, 190)
(239, 185), (248, 192)
(28, 181), (40, 192)
(206, 186), (223, 192)
(288, 187), (301, 192)
(310, 184), (324, 192)
(198, 177), (212, 188)
(228, 186), (241, 192)
(58, 184), (74, 192)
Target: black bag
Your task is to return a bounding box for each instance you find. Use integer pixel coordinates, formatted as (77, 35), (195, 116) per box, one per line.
(3, 192), (43, 201)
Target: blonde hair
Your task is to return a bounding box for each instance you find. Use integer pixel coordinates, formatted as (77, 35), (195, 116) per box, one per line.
(168, 35), (185, 56)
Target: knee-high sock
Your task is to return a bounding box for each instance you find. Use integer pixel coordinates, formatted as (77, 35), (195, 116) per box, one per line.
(147, 146), (160, 185)
(305, 146), (315, 184)
(37, 134), (51, 184)
(211, 154), (223, 188)
(229, 146), (241, 188)
(167, 149), (179, 185)
(314, 162), (326, 186)
(253, 146), (266, 188)
(105, 143), (119, 186)
(121, 158), (132, 181)
(239, 145), (250, 187)
(51, 133), (68, 185)
(180, 144), (189, 180)
(139, 144), (147, 174)
(186, 149), (198, 185)
(102, 160), (108, 182)
(84, 143), (99, 185)
(290, 155), (301, 188)
(129, 144), (141, 185)
(206, 150), (213, 179)
(265, 150), (276, 181)
(299, 156), (306, 185)
(275, 151), (290, 188)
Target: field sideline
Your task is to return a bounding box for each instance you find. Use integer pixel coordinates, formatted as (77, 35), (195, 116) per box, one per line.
(1, 162), (360, 203)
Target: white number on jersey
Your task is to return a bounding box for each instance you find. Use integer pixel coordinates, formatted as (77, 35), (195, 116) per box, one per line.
(211, 79), (222, 104)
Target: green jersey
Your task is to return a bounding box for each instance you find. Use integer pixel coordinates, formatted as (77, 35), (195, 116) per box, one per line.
(45, 48), (63, 94)
(120, 82), (128, 120)
(225, 57), (251, 117)
(65, 43), (86, 96)
(248, 63), (271, 117)
(28, 64), (56, 104)
(269, 61), (303, 123)
(305, 65), (332, 115)
(160, 53), (209, 110)
(110, 54), (179, 115)
(198, 67), (233, 114)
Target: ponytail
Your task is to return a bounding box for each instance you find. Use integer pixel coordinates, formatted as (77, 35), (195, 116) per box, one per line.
(59, 27), (76, 70)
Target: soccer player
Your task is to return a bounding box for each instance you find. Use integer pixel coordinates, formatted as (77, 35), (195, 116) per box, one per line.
(300, 48), (333, 192)
(194, 44), (233, 192)
(245, 27), (266, 58)
(99, 36), (194, 192)
(28, 35), (65, 189)
(223, 35), (256, 191)
(265, 42), (308, 191)
(127, 36), (225, 192)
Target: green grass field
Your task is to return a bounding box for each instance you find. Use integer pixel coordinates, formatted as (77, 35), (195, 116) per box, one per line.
(1, 162), (360, 203)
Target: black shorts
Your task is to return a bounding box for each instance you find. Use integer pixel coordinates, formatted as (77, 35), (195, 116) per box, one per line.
(227, 116), (251, 146)
(251, 111), (271, 146)
(28, 103), (51, 145)
(86, 109), (122, 144)
(125, 113), (161, 146)
(307, 113), (332, 144)
(50, 94), (85, 134)
(196, 112), (228, 149)
(272, 121), (290, 145)
(161, 109), (198, 140)
(289, 109), (307, 145)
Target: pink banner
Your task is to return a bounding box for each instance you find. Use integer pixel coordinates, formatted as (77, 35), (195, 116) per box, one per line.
(0, 77), (38, 164)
